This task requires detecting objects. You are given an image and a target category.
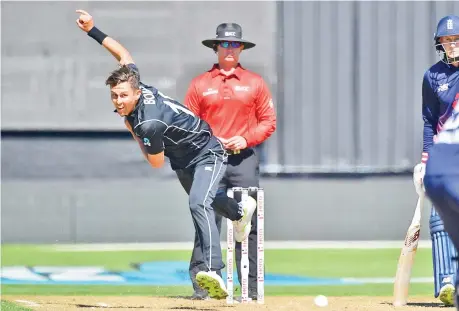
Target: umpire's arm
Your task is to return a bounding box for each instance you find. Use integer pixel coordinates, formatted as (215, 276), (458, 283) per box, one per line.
(243, 79), (277, 148)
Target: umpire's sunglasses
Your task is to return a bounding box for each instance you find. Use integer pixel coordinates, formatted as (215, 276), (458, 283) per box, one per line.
(219, 41), (242, 49)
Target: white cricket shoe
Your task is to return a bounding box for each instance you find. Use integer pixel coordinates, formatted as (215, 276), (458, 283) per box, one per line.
(233, 196), (257, 242)
(196, 271), (228, 300)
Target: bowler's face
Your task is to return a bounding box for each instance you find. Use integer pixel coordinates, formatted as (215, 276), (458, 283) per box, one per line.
(110, 82), (141, 116)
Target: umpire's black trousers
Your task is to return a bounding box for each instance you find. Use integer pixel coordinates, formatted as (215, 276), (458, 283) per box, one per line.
(188, 148), (260, 295)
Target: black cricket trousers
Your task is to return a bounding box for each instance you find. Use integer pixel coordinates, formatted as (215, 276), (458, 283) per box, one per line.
(175, 150), (242, 273)
(187, 148), (260, 294)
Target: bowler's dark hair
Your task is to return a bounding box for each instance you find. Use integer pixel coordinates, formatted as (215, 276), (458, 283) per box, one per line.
(105, 65), (140, 90)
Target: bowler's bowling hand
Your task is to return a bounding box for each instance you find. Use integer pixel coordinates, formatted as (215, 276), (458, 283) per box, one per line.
(225, 136), (247, 151)
(75, 9), (94, 33)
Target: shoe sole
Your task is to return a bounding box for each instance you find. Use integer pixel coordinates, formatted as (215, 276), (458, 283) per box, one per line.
(196, 274), (228, 300)
(190, 295), (210, 301)
(439, 284), (455, 306)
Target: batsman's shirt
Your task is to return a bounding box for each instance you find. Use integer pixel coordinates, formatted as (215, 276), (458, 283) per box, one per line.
(428, 92), (459, 175)
(124, 64), (223, 170)
(184, 64), (276, 148)
(422, 61), (459, 152)
(422, 61), (459, 174)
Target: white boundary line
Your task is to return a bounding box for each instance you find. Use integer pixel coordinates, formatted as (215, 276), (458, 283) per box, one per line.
(50, 240), (433, 252)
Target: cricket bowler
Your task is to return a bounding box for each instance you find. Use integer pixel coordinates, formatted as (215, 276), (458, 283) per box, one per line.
(75, 9), (257, 299)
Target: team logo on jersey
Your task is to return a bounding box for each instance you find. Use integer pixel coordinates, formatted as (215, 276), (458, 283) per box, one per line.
(203, 88), (218, 96)
(234, 85), (250, 92)
(143, 138), (151, 146)
(268, 98), (274, 108)
(438, 83), (449, 92)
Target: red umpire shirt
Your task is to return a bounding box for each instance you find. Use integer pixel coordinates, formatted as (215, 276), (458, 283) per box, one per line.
(184, 64), (276, 148)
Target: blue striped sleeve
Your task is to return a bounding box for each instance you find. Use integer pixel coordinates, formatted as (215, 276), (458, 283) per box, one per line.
(422, 71), (439, 156)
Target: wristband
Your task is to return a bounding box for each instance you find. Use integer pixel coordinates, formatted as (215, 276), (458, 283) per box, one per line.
(88, 27), (107, 45)
(421, 152), (428, 163)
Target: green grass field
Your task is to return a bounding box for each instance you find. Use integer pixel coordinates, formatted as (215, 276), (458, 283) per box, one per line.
(1, 244), (436, 310)
(0, 300), (33, 311)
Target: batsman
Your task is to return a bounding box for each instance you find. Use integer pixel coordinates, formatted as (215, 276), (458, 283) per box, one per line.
(414, 15), (459, 306)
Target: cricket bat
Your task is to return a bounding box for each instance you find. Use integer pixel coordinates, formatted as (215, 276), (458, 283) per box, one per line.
(393, 194), (425, 307)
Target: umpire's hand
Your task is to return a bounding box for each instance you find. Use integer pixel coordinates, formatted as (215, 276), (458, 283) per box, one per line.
(75, 9), (94, 33)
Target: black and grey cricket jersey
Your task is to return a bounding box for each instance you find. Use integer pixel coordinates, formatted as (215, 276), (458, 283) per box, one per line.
(124, 64), (224, 170)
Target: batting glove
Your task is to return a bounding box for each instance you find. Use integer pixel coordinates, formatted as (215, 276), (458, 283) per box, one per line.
(413, 162), (426, 197)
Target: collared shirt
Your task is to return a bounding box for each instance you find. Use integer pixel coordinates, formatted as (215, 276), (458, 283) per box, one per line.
(124, 64), (223, 170)
(184, 63), (276, 148)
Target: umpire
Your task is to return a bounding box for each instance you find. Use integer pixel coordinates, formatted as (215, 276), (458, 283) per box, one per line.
(184, 22), (277, 300)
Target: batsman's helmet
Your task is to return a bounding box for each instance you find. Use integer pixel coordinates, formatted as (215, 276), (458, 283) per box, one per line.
(434, 15), (459, 64)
